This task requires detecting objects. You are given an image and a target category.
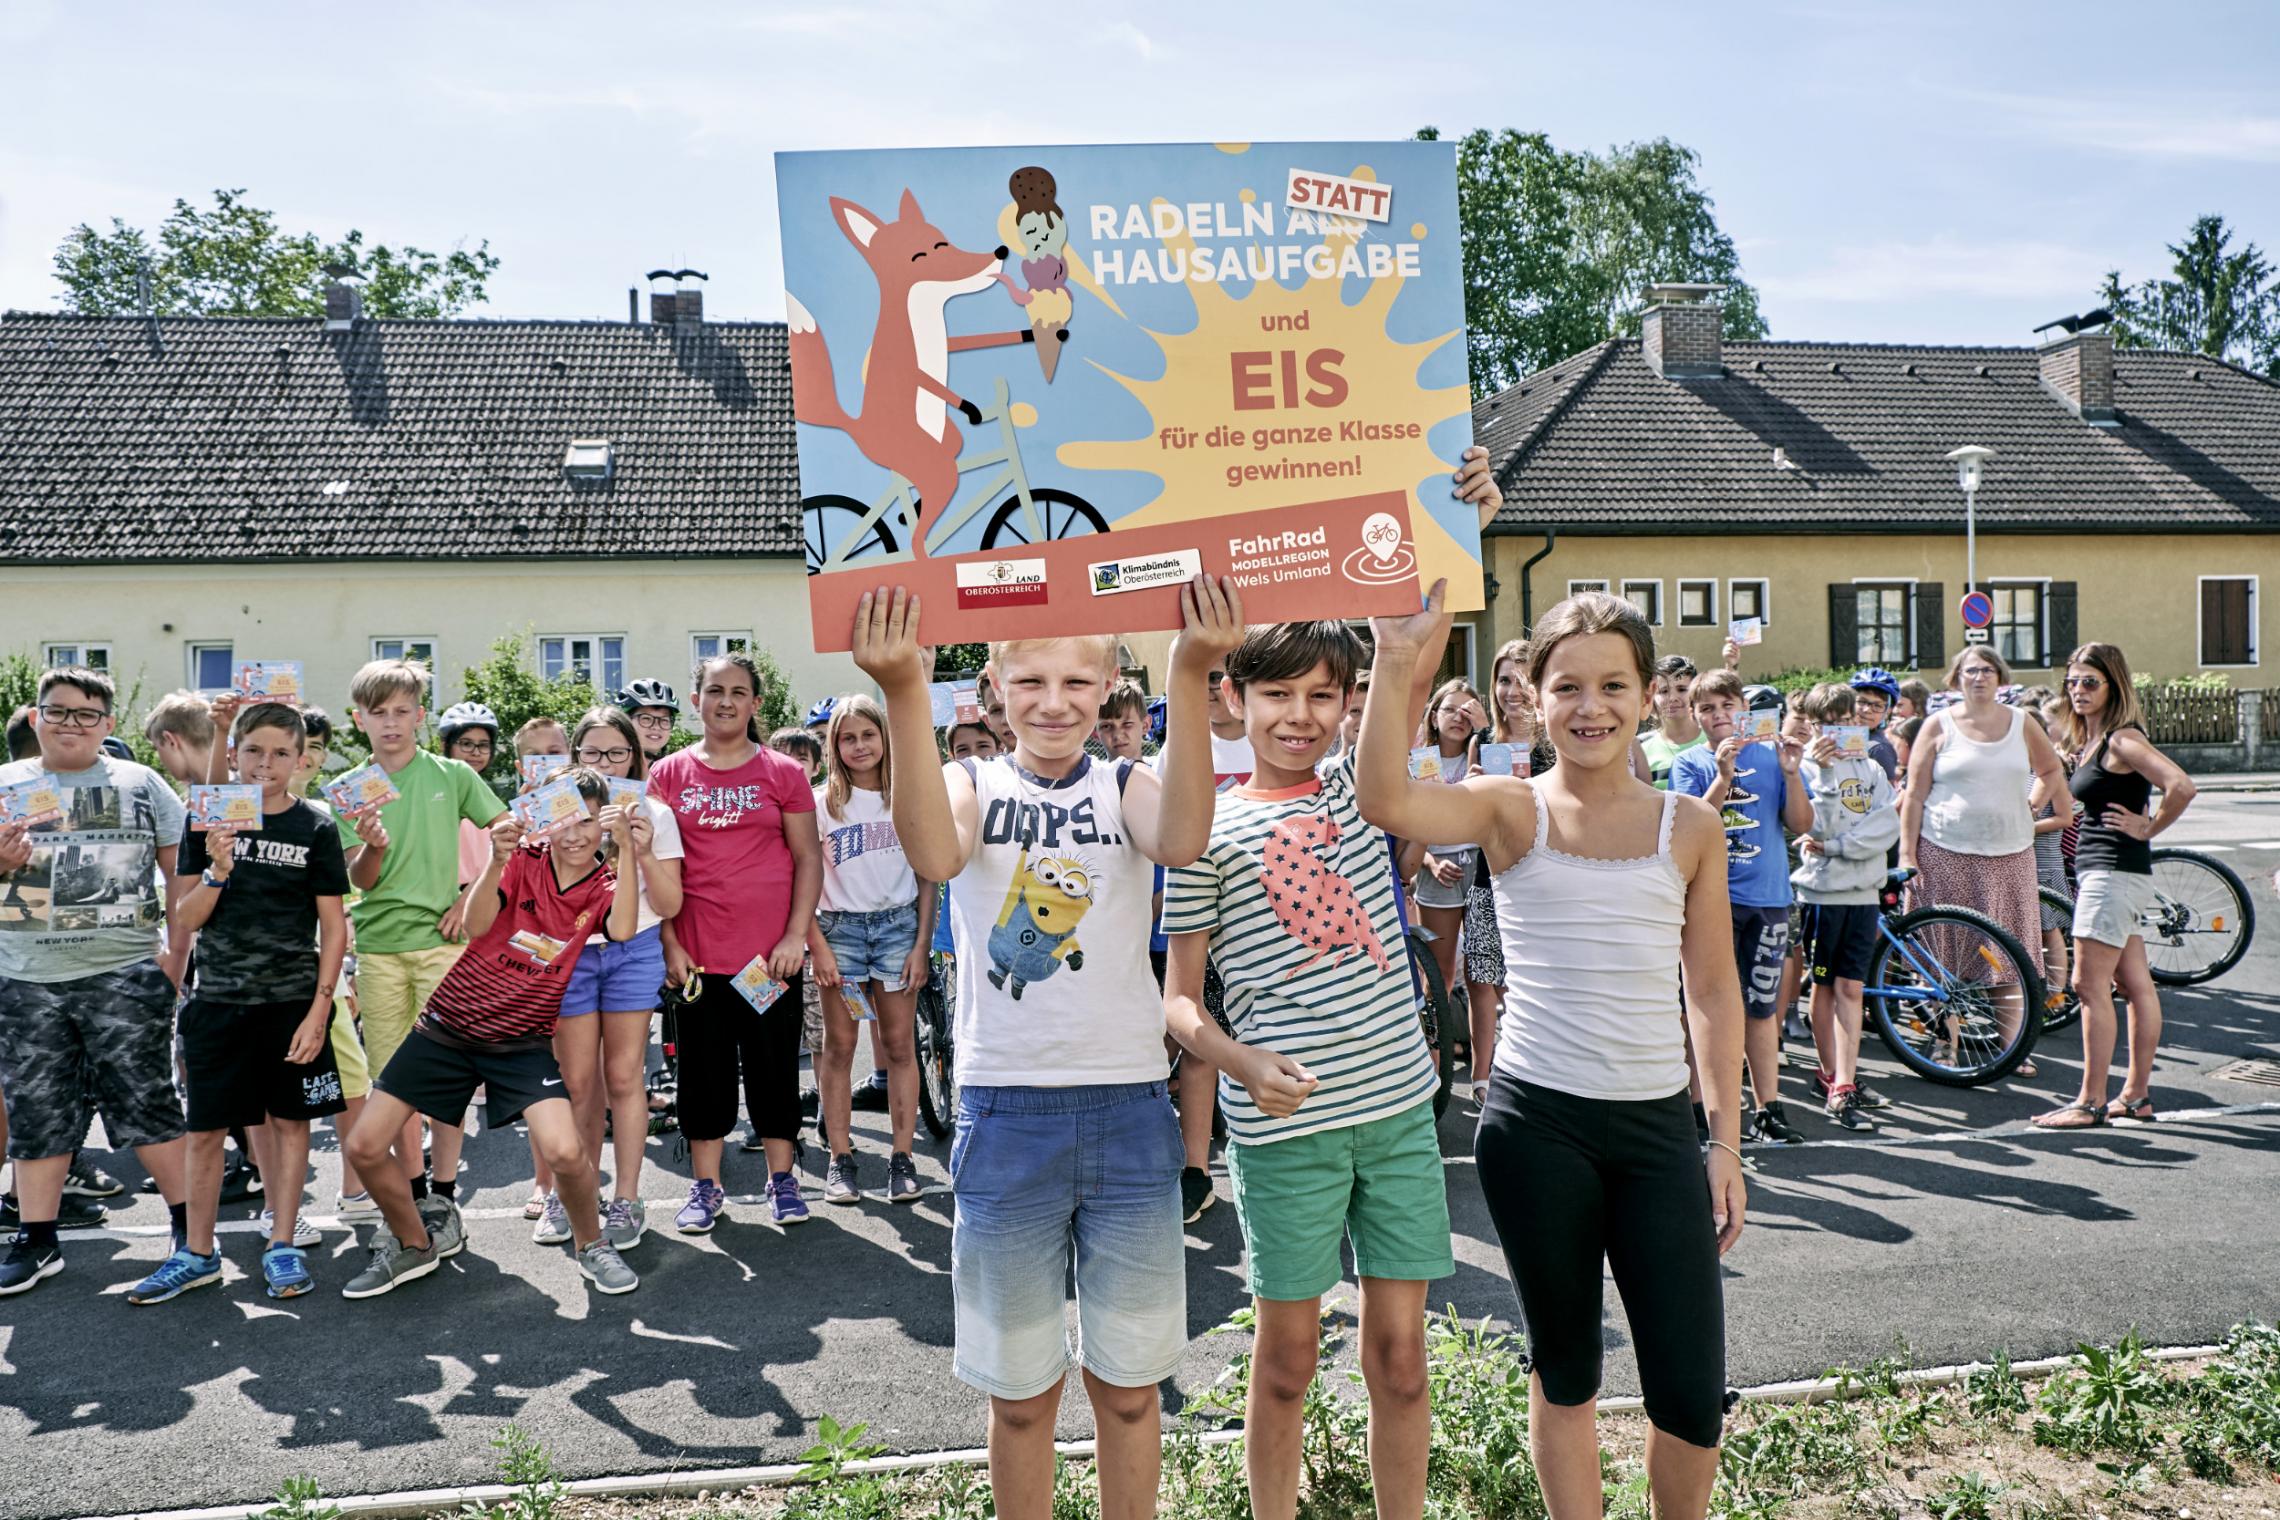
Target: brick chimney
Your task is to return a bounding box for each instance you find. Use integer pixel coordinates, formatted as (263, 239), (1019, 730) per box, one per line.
(1641, 283), (1725, 379)
(646, 269), (676, 326)
(673, 273), (705, 330)
(2038, 330), (2117, 425)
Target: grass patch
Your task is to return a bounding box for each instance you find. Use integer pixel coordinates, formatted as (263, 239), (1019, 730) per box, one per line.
(268, 1317), (2280, 1519)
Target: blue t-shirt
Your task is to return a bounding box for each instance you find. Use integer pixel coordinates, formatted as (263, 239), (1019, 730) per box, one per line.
(1672, 742), (1793, 909)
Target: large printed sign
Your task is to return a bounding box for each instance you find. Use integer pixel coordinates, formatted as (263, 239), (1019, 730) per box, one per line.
(776, 141), (1480, 650)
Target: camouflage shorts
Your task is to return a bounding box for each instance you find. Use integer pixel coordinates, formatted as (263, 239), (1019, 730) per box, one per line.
(0, 960), (185, 1159)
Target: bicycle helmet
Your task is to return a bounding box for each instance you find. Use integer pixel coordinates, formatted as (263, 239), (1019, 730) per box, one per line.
(1743, 683), (1785, 712)
(616, 678), (677, 713)
(100, 735), (134, 761)
(437, 701), (500, 744)
(806, 696), (837, 727)
(1848, 666), (1901, 702)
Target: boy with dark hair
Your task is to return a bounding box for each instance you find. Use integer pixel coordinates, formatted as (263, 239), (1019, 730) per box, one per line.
(342, 768), (640, 1297)
(5, 707), (36, 762)
(944, 721), (997, 761)
(768, 727), (825, 784)
(1672, 668), (1814, 1145)
(135, 704), (351, 1301)
(336, 658), (506, 1258)
(1791, 684), (1899, 1132)
(1095, 679), (1150, 762)
(0, 667), (191, 1296)
(1160, 610), (1464, 1520)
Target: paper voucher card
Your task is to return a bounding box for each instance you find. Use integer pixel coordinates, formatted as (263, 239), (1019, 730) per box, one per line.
(510, 777), (589, 839)
(188, 784), (263, 832)
(778, 140), (1477, 649)
(232, 662), (304, 703)
(321, 764), (400, 815)
(0, 776), (66, 827)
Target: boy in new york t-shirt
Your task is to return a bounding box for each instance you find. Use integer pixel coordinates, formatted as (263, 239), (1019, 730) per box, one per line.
(341, 768), (638, 1300)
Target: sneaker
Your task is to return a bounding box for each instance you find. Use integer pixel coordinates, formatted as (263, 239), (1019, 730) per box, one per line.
(824, 1154), (861, 1206)
(218, 1156), (264, 1204)
(64, 1158), (123, 1198)
(1810, 1069), (1837, 1102)
(260, 1209), (322, 1249)
(1180, 1166), (1215, 1225)
(888, 1152), (922, 1204)
(1751, 1103), (1806, 1146)
(334, 1190), (381, 1221)
(675, 1179), (725, 1234)
(1, 1193), (107, 1231)
(767, 1171), (810, 1226)
(739, 1126), (769, 1153)
(1852, 1079), (1892, 1110)
(576, 1237), (639, 1295)
(603, 1197), (646, 1250)
(850, 1079), (890, 1113)
(0, 1233), (65, 1295)
(798, 1088), (820, 1119)
(261, 1244), (314, 1299)
(341, 1228), (439, 1299)
(127, 1247), (223, 1305)
(531, 1194), (572, 1246)
(416, 1195), (465, 1259)
(1827, 1086), (1876, 1132)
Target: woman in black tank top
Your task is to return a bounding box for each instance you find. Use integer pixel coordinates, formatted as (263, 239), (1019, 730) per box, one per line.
(2032, 643), (2198, 1130)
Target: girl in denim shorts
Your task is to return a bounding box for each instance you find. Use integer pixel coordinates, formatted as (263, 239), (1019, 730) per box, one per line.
(809, 695), (933, 1205)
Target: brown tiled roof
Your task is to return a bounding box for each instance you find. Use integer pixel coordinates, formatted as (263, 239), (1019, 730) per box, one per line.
(0, 312), (798, 562)
(1479, 339), (2280, 535)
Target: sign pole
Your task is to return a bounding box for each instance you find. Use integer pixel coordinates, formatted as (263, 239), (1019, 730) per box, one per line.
(1964, 483), (1977, 594)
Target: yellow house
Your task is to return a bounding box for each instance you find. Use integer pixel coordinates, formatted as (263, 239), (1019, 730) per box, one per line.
(0, 294), (862, 718)
(1470, 288), (2280, 685)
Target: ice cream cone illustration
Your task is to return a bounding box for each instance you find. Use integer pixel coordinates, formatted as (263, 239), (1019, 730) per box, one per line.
(1006, 165), (1072, 381)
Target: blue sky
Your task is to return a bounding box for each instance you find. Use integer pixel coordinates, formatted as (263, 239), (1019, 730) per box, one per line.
(3, 0), (2275, 355)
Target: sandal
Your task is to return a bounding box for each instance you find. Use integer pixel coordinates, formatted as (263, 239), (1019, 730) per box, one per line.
(2030, 1101), (2108, 1130)
(522, 1189), (548, 1221)
(2015, 1060), (2038, 1080)
(2106, 1095), (2156, 1124)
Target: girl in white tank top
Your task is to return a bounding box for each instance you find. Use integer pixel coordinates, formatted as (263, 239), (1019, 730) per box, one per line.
(1350, 585), (1751, 1511)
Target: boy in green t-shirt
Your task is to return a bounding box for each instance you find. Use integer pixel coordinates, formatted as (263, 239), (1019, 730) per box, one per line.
(333, 660), (504, 1255)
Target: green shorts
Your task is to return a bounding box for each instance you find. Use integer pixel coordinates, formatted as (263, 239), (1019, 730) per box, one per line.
(1223, 1098), (1455, 1301)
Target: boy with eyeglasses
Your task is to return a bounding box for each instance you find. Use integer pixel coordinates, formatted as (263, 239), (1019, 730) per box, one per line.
(0, 668), (192, 1295)
(616, 680), (680, 763)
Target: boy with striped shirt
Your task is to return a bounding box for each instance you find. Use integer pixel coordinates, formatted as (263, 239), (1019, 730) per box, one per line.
(1159, 616), (1457, 1520)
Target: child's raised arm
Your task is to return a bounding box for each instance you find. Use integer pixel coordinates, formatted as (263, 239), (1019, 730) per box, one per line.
(852, 589), (976, 883)
(1125, 574), (1243, 868)
(1354, 580), (1522, 861)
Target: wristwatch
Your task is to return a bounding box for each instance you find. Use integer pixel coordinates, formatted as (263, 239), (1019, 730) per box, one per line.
(200, 871), (229, 891)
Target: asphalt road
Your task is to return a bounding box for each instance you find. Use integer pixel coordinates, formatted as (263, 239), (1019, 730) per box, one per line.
(6, 793), (2278, 1520)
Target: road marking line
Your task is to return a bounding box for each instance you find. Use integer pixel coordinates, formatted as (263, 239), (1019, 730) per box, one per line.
(2235, 839), (2280, 848)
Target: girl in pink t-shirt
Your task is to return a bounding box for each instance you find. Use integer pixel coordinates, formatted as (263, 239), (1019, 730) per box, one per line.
(648, 652), (821, 1231)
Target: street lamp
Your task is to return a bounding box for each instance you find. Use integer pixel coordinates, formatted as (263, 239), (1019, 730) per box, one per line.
(1945, 445), (1996, 592)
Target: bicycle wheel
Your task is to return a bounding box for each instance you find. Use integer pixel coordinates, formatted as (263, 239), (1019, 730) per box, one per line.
(914, 976), (957, 1141)
(804, 493), (898, 576)
(1867, 904), (2043, 1086)
(2037, 886), (2083, 1035)
(2142, 847), (2254, 986)
(1404, 931), (1458, 1119)
(978, 487), (1109, 548)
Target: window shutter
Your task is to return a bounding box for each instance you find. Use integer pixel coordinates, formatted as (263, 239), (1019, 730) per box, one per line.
(1827, 584), (1858, 669)
(2047, 582), (2077, 668)
(1912, 581), (1945, 672)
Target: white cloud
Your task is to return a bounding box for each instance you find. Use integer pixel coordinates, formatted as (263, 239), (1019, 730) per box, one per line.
(1962, 88), (2280, 164)
(1757, 237), (2108, 303)
(1093, 21), (1163, 61)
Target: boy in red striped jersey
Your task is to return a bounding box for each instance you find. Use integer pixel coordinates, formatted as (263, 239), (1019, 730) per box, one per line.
(341, 768), (642, 1299)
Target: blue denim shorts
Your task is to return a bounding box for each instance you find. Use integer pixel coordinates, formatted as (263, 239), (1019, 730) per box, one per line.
(818, 901), (920, 991)
(558, 924), (667, 1018)
(949, 1082), (1187, 1399)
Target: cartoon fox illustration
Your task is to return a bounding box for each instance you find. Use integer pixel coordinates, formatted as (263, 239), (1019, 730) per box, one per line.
(786, 189), (1053, 549)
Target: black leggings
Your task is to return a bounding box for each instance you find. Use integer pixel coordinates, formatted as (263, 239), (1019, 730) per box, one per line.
(1474, 1073), (1727, 1448)
(675, 971), (804, 1146)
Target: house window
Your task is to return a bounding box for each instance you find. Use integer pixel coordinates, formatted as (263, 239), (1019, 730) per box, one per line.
(187, 642), (234, 692)
(1567, 578), (1609, 597)
(372, 637), (436, 670)
(1620, 579), (1663, 627)
(1677, 580), (1717, 627)
(1729, 579), (1770, 624)
(43, 643), (110, 672)
(1990, 583), (2046, 668)
(540, 634), (627, 694)
(691, 631), (753, 667)
(2201, 576), (2258, 666)
(1854, 585), (1912, 665)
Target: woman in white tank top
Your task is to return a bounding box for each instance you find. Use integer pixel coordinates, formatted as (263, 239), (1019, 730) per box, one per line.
(1354, 585), (1748, 1520)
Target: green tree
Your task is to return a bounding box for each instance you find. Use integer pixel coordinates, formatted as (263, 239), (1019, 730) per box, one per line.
(1419, 127), (1767, 393)
(52, 188), (498, 318)
(2097, 214), (2279, 379)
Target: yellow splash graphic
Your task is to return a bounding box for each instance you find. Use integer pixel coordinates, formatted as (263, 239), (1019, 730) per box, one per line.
(1057, 167), (1478, 609)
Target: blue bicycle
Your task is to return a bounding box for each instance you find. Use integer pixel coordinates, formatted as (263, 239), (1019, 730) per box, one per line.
(1866, 868), (2045, 1087)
